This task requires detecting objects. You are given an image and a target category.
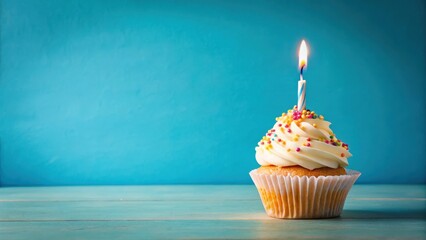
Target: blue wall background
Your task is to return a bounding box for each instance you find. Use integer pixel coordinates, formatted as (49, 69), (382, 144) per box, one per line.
(0, 0), (425, 186)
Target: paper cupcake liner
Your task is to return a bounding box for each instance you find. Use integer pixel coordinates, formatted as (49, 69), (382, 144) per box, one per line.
(249, 169), (361, 219)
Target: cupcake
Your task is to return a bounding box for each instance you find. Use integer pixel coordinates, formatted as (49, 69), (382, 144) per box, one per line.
(250, 107), (360, 219)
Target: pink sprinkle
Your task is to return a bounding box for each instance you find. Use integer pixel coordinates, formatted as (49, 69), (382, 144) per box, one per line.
(306, 143), (311, 147)
(287, 129), (292, 133)
(325, 140), (329, 144)
(260, 142), (264, 145)
(296, 147), (301, 152)
(267, 133), (272, 136)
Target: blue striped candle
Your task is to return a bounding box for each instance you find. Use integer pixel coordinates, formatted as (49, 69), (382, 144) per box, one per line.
(298, 79), (306, 111)
(297, 40), (308, 111)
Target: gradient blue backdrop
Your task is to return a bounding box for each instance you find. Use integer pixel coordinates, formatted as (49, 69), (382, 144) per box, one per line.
(0, 0), (425, 186)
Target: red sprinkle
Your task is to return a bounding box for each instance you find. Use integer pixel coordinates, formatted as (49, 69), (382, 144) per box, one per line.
(260, 142), (264, 145)
(287, 129), (292, 133)
(296, 147), (301, 152)
(341, 153), (345, 157)
(306, 143), (311, 147)
(307, 138), (311, 141)
(285, 124), (289, 128)
(271, 129), (275, 132)
(278, 139), (282, 142)
(268, 141), (271, 144)
(267, 133), (272, 136)
(325, 140), (329, 144)
(278, 124), (282, 127)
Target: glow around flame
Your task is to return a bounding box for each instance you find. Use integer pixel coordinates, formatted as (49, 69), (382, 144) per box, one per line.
(298, 40), (308, 70)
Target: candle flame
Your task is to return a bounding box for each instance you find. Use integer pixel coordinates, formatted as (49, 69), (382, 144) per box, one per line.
(298, 40), (308, 70)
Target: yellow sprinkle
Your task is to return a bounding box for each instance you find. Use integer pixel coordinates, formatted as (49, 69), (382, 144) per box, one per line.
(296, 134), (300, 137)
(287, 148), (291, 152)
(301, 115), (306, 119)
(301, 126), (305, 130)
(293, 137), (299, 141)
(313, 124), (317, 128)
(302, 110), (306, 114)
(319, 115), (324, 120)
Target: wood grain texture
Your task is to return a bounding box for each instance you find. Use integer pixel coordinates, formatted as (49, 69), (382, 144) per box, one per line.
(0, 185), (425, 239)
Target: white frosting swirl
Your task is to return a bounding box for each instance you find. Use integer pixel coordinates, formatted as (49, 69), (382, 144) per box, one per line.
(255, 110), (352, 170)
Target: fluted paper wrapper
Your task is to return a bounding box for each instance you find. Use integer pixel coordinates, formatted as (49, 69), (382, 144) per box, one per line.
(250, 169), (360, 219)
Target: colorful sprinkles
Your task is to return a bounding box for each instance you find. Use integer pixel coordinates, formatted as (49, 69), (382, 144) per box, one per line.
(257, 107), (350, 155)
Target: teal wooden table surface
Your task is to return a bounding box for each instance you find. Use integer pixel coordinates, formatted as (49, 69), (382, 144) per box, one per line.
(0, 185), (425, 239)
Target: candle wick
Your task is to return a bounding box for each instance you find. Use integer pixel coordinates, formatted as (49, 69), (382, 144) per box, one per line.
(300, 65), (304, 80)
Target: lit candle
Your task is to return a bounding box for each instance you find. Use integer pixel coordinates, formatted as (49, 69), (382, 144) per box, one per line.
(297, 40), (308, 111)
